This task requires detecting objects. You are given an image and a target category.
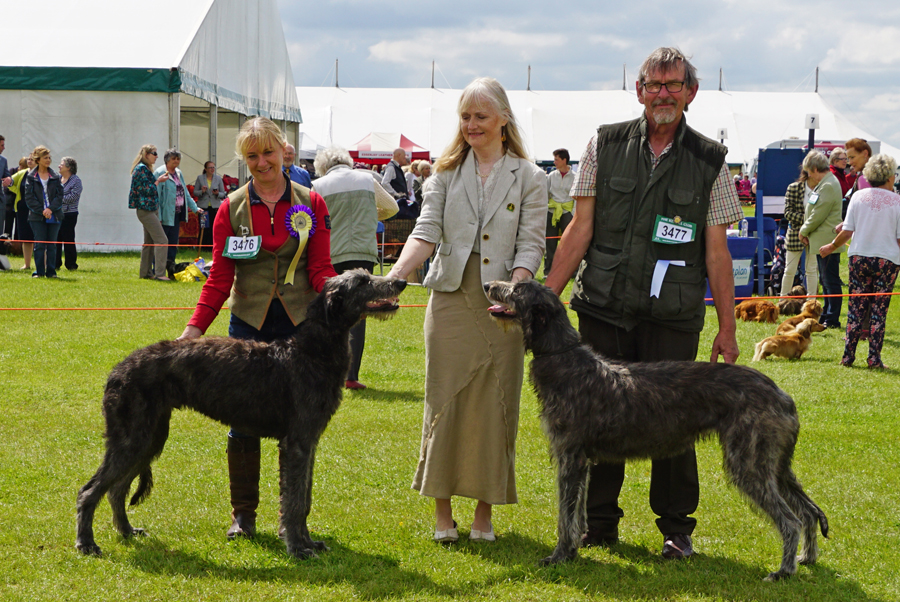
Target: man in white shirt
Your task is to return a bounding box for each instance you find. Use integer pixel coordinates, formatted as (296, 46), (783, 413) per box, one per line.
(545, 148), (576, 274)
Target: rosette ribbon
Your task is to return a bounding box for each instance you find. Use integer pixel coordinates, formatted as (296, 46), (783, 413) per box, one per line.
(284, 204), (317, 285)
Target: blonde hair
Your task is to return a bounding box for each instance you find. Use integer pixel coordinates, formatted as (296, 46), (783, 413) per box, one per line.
(434, 77), (528, 173)
(862, 154), (897, 187)
(31, 145), (50, 167)
(130, 144), (157, 173)
(235, 117), (286, 159)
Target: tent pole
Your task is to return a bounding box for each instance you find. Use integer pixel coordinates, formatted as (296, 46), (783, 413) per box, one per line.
(208, 103), (217, 166)
(431, 61), (434, 89)
(527, 65), (531, 91)
(622, 64), (626, 91)
(815, 67), (819, 93)
(335, 59), (339, 88)
(237, 115), (248, 186)
(168, 93), (180, 151)
(719, 68), (723, 91)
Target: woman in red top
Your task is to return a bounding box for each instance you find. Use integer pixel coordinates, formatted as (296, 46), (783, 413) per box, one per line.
(179, 117), (336, 540)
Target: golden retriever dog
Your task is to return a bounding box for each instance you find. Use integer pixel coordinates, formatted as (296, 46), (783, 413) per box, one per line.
(777, 285), (808, 316)
(776, 299), (824, 335)
(735, 299), (780, 323)
(753, 318), (824, 361)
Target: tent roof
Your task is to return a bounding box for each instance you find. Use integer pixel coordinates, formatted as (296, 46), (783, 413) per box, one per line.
(0, 0), (301, 121)
(295, 87), (899, 166)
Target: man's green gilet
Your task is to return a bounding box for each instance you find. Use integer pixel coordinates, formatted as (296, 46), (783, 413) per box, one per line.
(571, 116), (726, 332)
(227, 182), (317, 330)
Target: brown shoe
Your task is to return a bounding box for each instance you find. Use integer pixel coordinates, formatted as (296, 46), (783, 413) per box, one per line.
(662, 533), (693, 559)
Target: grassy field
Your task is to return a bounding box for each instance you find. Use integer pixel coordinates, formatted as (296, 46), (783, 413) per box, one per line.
(1, 251), (899, 601)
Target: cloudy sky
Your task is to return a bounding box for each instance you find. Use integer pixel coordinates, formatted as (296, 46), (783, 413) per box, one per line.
(277, 0), (900, 149)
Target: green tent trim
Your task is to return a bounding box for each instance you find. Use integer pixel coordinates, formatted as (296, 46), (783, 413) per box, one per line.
(0, 67), (181, 93)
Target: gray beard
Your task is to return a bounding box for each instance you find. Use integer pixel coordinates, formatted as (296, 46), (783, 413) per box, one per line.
(651, 105), (678, 125)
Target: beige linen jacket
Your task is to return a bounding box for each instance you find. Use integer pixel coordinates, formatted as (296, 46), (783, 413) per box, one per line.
(412, 151), (547, 297)
(800, 171), (844, 254)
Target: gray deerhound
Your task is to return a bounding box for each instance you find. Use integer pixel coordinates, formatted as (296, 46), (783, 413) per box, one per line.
(484, 279), (828, 581)
(76, 270), (406, 559)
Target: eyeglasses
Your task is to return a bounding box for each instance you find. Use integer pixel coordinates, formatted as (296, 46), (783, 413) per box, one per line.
(834, 156), (847, 161)
(642, 81), (685, 94)
(148, 151), (158, 156)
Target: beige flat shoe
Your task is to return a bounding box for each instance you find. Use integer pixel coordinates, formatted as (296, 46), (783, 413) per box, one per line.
(469, 524), (495, 542)
(434, 520), (458, 543)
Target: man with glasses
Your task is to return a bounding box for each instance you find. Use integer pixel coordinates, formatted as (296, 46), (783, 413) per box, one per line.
(545, 47), (743, 560)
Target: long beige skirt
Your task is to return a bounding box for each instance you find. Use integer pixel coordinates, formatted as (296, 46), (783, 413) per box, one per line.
(412, 253), (525, 505)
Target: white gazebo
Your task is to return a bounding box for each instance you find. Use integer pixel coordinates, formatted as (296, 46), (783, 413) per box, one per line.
(0, 0), (302, 249)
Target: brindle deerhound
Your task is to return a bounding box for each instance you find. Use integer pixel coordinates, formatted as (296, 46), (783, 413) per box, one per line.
(484, 279), (828, 582)
(76, 270), (406, 559)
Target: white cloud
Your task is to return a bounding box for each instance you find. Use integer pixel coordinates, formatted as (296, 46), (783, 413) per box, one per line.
(368, 29), (568, 66)
(822, 26), (900, 71)
(861, 93), (900, 113)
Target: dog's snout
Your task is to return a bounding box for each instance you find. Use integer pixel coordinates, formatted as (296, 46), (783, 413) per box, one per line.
(397, 280), (407, 292)
(483, 283), (491, 293)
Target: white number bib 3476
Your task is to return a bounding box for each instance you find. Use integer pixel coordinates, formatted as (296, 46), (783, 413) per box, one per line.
(652, 215), (696, 245)
(223, 235), (261, 259)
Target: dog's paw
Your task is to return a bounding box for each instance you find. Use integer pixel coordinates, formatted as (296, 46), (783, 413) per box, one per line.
(310, 540), (330, 552)
(286, 544), (319, 560)
(797, 552), (817, 566)
(75, 541), (102, 556)
(124, 527), (147, 539)
(763, 569), (793, 582)
(538, 550), (575, 566)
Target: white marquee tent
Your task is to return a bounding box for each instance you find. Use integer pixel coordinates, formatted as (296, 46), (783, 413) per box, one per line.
(0, 0), (301, 250)
(294, 86), (900, 169)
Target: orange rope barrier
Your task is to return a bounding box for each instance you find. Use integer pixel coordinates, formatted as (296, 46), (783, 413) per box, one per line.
(3, 294), (897, 312)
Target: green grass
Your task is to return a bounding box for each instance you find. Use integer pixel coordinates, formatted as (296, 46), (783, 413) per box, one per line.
(1, 251), (899, 601)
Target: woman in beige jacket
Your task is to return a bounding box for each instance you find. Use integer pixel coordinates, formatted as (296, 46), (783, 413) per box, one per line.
(388, 77), (546, 543)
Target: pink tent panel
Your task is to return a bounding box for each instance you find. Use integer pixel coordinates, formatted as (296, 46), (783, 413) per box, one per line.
(348, 132), (431, 164)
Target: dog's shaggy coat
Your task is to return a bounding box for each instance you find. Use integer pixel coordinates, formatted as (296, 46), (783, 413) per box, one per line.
(484, 279), (828, 581)
(75, 270), (406, 559)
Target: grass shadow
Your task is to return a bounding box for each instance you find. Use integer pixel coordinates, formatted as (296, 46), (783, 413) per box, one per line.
(122, 535), (455, 600)
(345, 388), (422, 403)
(445, 532), (886, 602)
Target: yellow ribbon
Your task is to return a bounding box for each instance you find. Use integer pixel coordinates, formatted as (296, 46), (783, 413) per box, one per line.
(284, 210), (312, 285)
(549, 198), (574, 226)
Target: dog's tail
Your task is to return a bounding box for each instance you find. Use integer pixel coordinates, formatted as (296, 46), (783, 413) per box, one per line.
(128, 468), (154, 507)
(786, 476), (830, 539)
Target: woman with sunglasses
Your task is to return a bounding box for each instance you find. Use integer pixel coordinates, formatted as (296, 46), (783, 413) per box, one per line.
(128, 144), (171, 280)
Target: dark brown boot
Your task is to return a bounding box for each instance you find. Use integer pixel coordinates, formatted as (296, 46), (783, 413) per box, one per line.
(226, 435), (260, 539)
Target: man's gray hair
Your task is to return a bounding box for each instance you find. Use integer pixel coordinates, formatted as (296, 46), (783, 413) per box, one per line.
(802, 150), (829, 173)
(163, 148), (181, 163)
(314, 146), (353, 175)
(638, 47), (699, 90)
(862, 153), (898, 187)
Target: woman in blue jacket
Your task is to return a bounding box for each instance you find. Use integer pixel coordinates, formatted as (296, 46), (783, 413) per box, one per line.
(154, 148), (203, 276)
(22, 146), (64, 278)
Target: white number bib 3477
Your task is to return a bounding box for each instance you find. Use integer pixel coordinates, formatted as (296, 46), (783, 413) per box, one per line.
(223, 235), (261, 259)
(652, 215), (696, 245)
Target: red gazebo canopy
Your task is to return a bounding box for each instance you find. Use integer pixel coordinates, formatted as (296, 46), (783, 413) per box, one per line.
(348, 132), (430, 165)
